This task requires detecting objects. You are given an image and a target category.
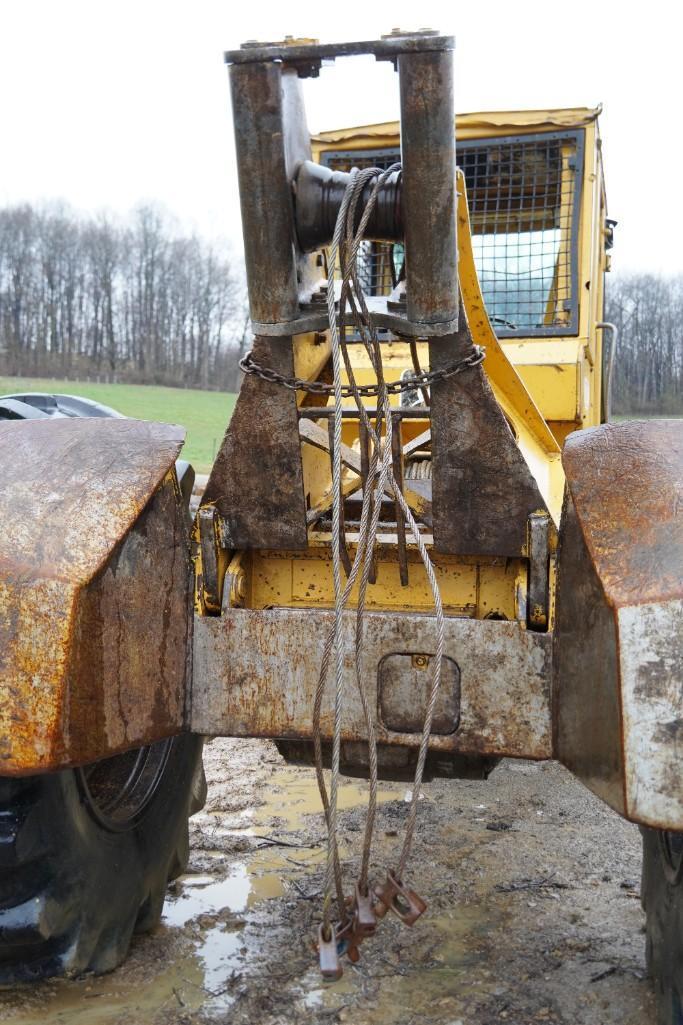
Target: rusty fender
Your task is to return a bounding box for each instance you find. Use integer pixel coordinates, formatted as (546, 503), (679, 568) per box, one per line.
(0, 418), (192, 775)
(191, 608), (552, 759)
(554, 420), (683, 830)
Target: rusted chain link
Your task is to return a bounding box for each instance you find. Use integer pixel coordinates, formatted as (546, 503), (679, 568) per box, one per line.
(239, 345), (484, 397)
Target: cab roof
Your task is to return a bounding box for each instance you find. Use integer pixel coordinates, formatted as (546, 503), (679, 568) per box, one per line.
(311, 106), (601, 146)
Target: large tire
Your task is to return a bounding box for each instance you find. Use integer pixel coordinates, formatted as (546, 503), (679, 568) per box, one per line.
(0, 733), (205, 982)
(642, 826), (683, 1024)
(0, 393), (205, 981)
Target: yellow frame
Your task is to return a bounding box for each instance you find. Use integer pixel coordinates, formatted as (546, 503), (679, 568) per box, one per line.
(311, 106), (608, 441)
(196, 107), (608, 622)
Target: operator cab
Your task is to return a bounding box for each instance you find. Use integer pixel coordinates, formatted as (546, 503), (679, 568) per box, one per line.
(311, 107), (610, 440)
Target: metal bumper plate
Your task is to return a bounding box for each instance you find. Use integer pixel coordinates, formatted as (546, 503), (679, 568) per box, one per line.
(0, 418), (190, 774)
(554, 420), (683, 828)
(191, 608), (552, 759)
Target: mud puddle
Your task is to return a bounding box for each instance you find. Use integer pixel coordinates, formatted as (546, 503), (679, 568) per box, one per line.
(0, 755), (400, 1025)
(0, 739), (656, 1025)
(300, 902), (507, 1023)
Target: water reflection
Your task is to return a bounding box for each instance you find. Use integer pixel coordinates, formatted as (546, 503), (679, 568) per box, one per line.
(0, 764), (396, 1024)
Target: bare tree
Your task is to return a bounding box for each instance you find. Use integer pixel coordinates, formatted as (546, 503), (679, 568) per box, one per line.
(0, 201), (246, 389)
(606, 273), (683, 414)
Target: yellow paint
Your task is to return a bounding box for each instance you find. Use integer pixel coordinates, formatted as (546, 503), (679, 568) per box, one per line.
(548, 555), (558, 631)
(300, 406), (430, 524)
(198, 107), (609, 626)
(310, 107), (601, 151)
(311, 107), (608, 441)
(191, 505), (232, 615)
(247, 547), (524, 621)
(292, 331), (331, 405)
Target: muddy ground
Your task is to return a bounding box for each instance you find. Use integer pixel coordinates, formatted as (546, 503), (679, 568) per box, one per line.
(0, 738), (655, 1025)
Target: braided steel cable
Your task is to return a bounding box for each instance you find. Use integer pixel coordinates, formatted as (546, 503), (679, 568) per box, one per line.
(312, 162), (470, 954)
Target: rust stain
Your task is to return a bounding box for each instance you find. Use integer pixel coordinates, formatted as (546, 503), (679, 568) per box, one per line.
(556, 421), (683, 829)
(563, 420), (683, 608)
(192, 607), (552, 760)
(202, 335), (308, 550)
(0, 418), (190, 775)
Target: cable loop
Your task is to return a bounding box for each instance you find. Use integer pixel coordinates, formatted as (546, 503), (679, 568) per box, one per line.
(309, 162), (457, 967)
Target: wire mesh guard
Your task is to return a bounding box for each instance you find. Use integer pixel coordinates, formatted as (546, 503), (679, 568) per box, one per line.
(322, 131), (581, 336)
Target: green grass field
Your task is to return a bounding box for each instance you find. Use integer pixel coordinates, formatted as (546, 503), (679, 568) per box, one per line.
(0, 377), (236, 472)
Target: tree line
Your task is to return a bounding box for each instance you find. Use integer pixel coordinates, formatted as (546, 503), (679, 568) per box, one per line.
(0, 203), (248, 390)
(606, 273), (683, 415)
(0, 203), (680, 412)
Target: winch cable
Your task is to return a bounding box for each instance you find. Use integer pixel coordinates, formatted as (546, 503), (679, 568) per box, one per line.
(314, 162), (446, 952)
(314, 167), (391, 935)
(337, 166), (446, 884)
(311, 427), (382, 919)
(341, 171), (391, 897)
(341, 239), (446, 886)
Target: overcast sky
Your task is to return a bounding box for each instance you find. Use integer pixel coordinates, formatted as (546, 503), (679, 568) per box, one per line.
(0, 0), (677, 274)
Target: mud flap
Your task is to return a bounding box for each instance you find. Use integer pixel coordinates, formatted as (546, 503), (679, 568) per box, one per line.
(553, 420), (683, 829)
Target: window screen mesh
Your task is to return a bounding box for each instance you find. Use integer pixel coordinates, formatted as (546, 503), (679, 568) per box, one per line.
(321, 131), (581, 336)
(460, 135), (578, 333)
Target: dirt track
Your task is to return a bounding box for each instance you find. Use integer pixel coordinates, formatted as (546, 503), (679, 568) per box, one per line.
(0, 738), (655, 1025)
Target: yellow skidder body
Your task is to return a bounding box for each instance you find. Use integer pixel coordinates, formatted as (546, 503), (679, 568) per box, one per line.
(1, 36), (682, 1007)
(313, 107), (609, 443)
(208, 107), (608, 626)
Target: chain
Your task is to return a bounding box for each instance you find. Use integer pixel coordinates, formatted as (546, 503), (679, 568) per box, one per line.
(239, 344), (484, 397)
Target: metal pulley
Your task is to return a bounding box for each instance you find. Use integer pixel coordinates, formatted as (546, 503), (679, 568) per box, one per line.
(293, 159), (403, 252)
